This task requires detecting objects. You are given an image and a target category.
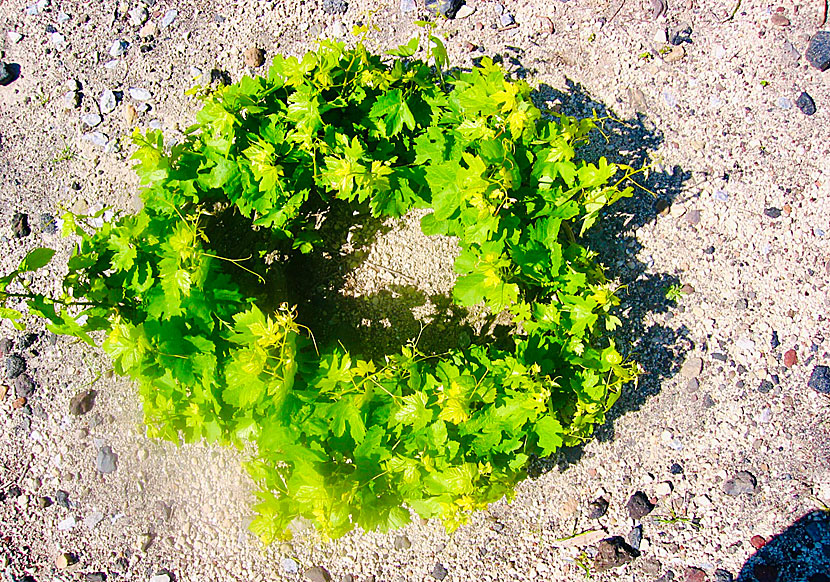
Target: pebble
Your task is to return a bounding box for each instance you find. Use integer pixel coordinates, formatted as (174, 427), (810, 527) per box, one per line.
(320, 0), (348, 14)
(129, 5), (148, 26)
(11, 385), (32, 411)
(55, 489), (70, 508)
(63, 90), (81, 109)
(769, 13), (790, 26)
(626, 491), (655, 519)
(628, 524), (643, 550)
(5, 355), (26, 379)
(808, 365), (830, 394)
(281, 558), (299, 574)
(108, 39), (128, 58)
(805, 30), (830, 71)
(84, 132), (109, 148)
(394, 535), (411, 549)
(139, 22), (157, 38)
(243, 47), (265, 68)
(55, 552), (76, 569)
(50, 32), (66, 50)
(750, 534), (767, 549)
(723, 470), (757, 496)
(57, 515), (77, 531)
(795, 92), (816, 116)
(686, 567), (707, 582)
(425, 0), (462, 17)
(160, 9), (178, 28)
(400, 0), (417, 13)
(0, 62), (15, 87)
(100, 90), (117, 114)
(129, 87), (152, 101)
(8, 31), (23, 43)
(777, 97), (793, 110)
(500, 12), (516, 27)
(431, 563), (448, 580)
(85, 573), (106, 582)
(84, 511), (104, 529)
(770, 331), (780, 349)
(587, 496), (609, 519)
(714, 569), (734, 582)
(670, 462), (684, 474)
(758, 380), (773, 393)
(783, 349), (797, 368)
(69, 389), (96, 415)
(763, 207), (781, 219)
(655, 481), (673, 496)
(681, 356), (703, 378)
(81, 113), (102, 127)
(594, 537), (638, 571)
(455, 5), (475, 18)
(305, 566), (332, 582)
(664, 45), (686, 63)
(149, 574), (171, 582)
(96, 445), (118, 474)
(684, 208), (700, 225)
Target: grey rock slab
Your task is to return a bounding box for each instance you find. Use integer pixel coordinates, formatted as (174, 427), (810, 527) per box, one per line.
(96, 445), (118, 474)
(628, 524), (643, 550)
(681, 356), (703, 378)
(393, 535), (411, 549)
(304, 566), (332, 582)
(11, 213), (29, 238)
(723, 470), (757, 496)
(594, 536), (639, 571)
(500, 11), (516, 26)
(806, 30), (830, 71)
(808, 365), (830, 394)
(425, 0), (462, 18)
(320, 0), (348, 14)
(431, 563), (448, 580)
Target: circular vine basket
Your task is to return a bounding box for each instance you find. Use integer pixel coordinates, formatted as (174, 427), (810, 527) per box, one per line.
(7, 38), (638, 541)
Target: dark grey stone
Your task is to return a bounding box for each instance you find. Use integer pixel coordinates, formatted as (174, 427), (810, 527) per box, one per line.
(5, 354), (26, 379)
(12, 213), (30, 238)
(626, 491), (654, 519)
(13, 374), (35, 398)
(320, 0), (348, 14)
(431, 562), (448, 580)
(808, 365), (830, 394)
(806, 30), (830, 71)
(628, 524), (643, 550)
(587, 497), (609, 519)
(796, 92), (817, 116)
(714, 568), (734, 582)
(670, 463), (684, 474)
(425, 0), (463, 18)
(764, 207), (782, 218)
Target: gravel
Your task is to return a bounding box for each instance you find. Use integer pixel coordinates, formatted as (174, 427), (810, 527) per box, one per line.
(0, 0), (829, 580)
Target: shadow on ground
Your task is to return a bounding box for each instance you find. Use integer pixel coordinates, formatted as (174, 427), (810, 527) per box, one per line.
(737, 510), (830, 582)
(525, 78), (694, 472)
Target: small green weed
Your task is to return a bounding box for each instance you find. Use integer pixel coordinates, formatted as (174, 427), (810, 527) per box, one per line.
(664, 283), (684, 303)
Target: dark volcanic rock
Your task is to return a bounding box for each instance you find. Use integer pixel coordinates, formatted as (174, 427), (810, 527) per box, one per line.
(626, 491), (655, 519)
(808, 365), (830, 394)
(806, 30), (830, 71)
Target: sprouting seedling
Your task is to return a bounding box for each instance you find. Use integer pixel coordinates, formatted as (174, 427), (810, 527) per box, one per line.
(664, 283), (684, 303)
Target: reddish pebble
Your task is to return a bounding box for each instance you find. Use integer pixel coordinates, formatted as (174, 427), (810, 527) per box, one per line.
(783, 349), (798, 368)
(750, 534), (767, 549)
(685, 567), (707, 582)
(782, 203), (792, 215)
(12, 397), (26, 409)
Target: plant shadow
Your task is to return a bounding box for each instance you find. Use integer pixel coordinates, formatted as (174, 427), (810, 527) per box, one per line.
(524, 78), (694, 473)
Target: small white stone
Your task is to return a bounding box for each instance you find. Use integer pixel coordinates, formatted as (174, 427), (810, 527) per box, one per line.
(653, 29), (668, 43)
(100, 89), (117, 114)
(108, 39), (128, 58)
(655, 481), (673, 497)
(129, 5), (149, 26)
(137, 448), (148, 461)
(160, 8), (177, 28)
(7, 31), (23, 43)
(455, 4), (475, 18)
(139, 22), (157, 38)
(57, 515), (77, 531)
(56, 11), (69, 22)
(81, 113), (102, 127)
(149, 575), (171, 582)
(50, 32), (66, 49)
(84, 132), (110, 148)
(84, 511), (104, 529)
(129, 87), (152, 101)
